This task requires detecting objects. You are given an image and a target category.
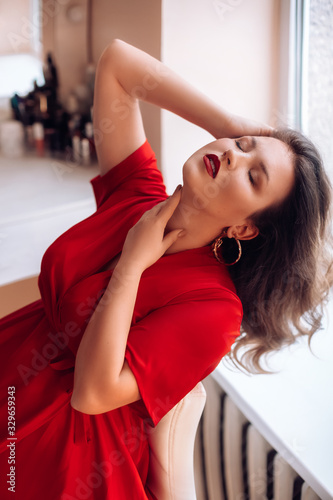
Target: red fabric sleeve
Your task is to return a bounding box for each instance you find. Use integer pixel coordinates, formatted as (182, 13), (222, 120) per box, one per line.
(125, 288), (242, 426)
(39, 140), (167, 320)
(90, 140), (166, 209)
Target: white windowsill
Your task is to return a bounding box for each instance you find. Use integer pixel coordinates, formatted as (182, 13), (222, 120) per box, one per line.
(0, 153), (99, 287)
(213, 298), (333, 500)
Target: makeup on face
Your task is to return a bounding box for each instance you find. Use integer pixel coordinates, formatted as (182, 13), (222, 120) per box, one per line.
(203, 154), (220, 178)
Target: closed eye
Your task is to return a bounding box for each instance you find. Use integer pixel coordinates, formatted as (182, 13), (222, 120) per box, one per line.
(235, 139), (243, 151)
(236, 139), (255, 186)
(248, 170), (255, 186)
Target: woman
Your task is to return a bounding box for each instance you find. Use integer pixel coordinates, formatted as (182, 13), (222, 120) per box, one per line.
(0, 40), (332, 499)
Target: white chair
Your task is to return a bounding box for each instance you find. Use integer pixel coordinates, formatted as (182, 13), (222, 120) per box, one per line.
(146, 382), (207, 500)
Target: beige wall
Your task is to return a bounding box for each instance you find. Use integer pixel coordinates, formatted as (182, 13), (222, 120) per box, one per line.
(0, 0), (34, 54)
(160, 0), (281, 191)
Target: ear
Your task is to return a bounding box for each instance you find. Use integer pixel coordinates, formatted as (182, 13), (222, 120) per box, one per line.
(225, 223), (259, 241)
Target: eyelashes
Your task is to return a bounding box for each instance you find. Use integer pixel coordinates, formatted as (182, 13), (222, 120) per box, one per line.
(235, 139), (255, 186)
(235, 139), (243, 151)
(248, 171), (255, 186)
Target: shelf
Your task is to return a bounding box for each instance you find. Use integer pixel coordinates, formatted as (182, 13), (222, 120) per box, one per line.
(0, 154), (99, 286)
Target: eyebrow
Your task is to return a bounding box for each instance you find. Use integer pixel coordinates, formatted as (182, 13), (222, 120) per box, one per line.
(251, 137), (270, 183)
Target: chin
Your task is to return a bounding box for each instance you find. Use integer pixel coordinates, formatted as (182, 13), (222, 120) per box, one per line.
(182, 158), (202, 187)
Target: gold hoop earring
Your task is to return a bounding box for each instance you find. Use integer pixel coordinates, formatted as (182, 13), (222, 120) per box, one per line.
(212, 235), (242, 266)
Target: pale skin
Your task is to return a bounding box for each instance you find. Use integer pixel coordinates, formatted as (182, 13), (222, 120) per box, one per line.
(71, 40), (294, 414)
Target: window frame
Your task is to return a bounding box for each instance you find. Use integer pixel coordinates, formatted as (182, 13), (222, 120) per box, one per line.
(278, 0), (310, 133)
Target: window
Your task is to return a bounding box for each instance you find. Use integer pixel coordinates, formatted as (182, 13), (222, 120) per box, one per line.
(0, 54), (44, 98)
(279, 0), (333, 179)
(305, 0), (333, 178)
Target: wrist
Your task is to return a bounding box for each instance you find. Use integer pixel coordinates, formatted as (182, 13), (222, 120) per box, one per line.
(113, 258), (143, 281)
(102, 263), (142, 303)
(209, 108), (233, 139)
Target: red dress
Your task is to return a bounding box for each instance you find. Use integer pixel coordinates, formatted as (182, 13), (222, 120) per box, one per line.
(0, 141), (242, 499)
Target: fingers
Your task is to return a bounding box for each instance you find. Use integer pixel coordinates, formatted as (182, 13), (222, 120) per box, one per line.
(139, 185), (182, 228)
(259, 124), (274, 137)
(162, 228), (184, 250)
(157, 185), (182, 219)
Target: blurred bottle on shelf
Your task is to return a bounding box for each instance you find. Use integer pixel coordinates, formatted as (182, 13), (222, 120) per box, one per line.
(32, 122), (45, 157)
(9, 52), (96, 163)
(81, 138), (91, 165)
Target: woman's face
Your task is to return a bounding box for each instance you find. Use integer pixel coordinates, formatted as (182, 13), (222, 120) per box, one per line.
(181, 136), (295, 239)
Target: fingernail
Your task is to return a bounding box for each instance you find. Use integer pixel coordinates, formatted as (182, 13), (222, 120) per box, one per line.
(173, 184), (182, 194)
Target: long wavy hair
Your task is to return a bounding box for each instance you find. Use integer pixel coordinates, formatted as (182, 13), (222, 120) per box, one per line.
(224, 128), (333, 373)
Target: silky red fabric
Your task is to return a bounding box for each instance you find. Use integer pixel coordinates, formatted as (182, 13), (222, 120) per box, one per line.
(0, 140), (242, 499)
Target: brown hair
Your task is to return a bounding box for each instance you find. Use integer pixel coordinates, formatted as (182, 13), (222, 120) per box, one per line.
(225, 128), (333, 373)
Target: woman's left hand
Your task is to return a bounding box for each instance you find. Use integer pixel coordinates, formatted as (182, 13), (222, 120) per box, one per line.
(119, 186), (184, 274)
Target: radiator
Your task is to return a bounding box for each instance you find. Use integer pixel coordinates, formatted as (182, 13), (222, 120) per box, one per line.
(194, 376), (322, 500)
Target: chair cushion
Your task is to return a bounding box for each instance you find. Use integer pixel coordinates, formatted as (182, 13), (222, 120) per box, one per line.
(146, 382), (206, 500)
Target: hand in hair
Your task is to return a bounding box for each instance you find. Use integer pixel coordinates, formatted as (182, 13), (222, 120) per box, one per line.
(215, 111), (274, 139)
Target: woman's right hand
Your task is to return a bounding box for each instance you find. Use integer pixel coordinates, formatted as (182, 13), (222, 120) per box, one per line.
(117, 186), (184, 274)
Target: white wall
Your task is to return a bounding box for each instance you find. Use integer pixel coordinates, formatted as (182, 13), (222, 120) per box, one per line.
(161, 0), (280, 192)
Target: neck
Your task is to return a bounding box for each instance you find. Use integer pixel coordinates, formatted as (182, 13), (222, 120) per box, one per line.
(164, 201), (220, 255)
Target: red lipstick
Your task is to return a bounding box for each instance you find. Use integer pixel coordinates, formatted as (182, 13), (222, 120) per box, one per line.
(203, 154), (220, 178)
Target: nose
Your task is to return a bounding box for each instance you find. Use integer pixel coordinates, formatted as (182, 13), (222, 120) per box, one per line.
(223, 149), (237, 170)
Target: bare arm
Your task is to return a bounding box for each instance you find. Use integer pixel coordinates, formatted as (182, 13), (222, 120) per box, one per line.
(93, 39), (272, 175)
(71, 188), (183, 414)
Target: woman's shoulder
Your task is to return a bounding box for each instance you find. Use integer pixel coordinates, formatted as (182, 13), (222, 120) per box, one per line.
(90, 140), (167, 209)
